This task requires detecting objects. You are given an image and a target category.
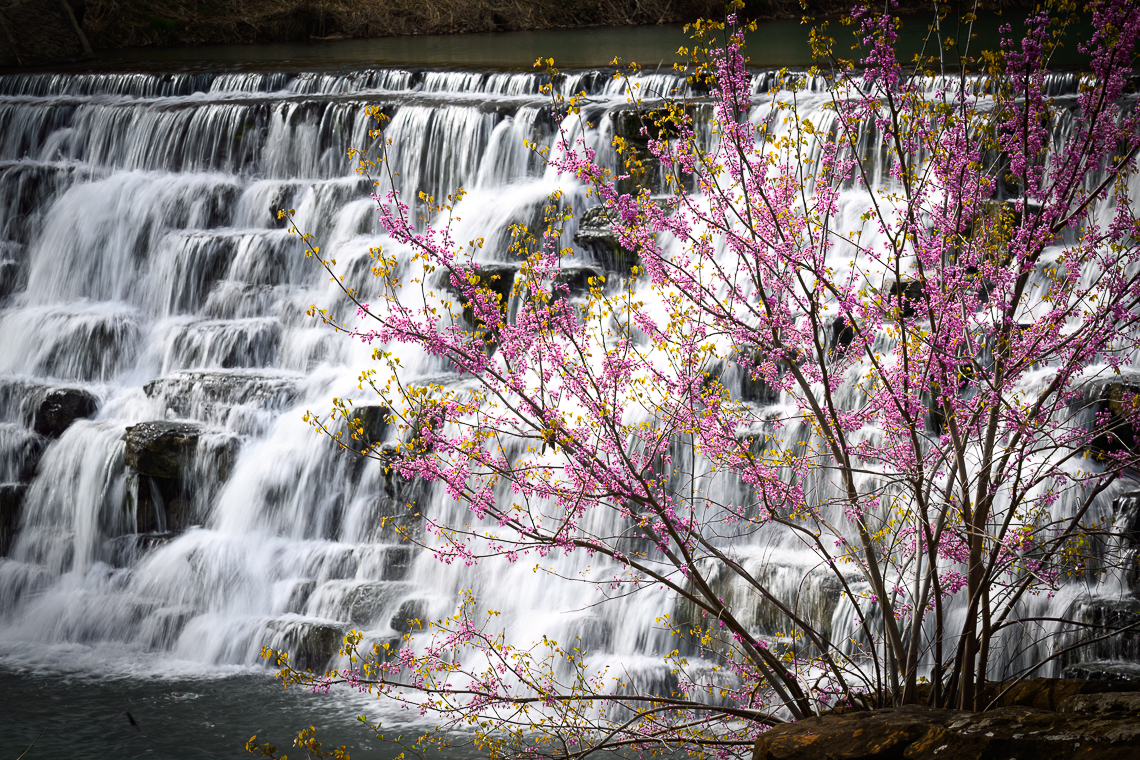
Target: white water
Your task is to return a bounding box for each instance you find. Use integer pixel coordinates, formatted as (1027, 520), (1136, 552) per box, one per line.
(0, 62), (1136, 728)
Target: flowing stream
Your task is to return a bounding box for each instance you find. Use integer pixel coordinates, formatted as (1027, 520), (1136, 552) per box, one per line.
(0, 23), (1136, 760)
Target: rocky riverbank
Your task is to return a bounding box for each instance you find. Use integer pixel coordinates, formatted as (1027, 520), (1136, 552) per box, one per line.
(753, 679), (1140, 760)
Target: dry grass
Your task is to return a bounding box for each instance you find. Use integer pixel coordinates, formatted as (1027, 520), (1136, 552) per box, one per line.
(83, 0), (729, 48)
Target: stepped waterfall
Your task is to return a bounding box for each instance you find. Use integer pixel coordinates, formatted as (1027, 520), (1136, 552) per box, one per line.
(0, 56), (1138, 750)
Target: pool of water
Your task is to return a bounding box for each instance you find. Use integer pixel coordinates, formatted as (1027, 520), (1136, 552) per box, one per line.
(0, 655), (455, 760)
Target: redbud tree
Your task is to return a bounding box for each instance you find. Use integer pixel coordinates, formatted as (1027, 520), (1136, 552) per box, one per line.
(254, 1), (1140, 758)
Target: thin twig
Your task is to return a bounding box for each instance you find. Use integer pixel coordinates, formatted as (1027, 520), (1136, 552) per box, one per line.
(16, 729), (47, 760)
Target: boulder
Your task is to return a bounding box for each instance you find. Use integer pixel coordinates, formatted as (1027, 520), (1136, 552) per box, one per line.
(124, 421), (202, 480)
(32, 387), (98, 438)
(123, 421), (234, 533)
(753, 705), (963, 760)
(994, 677), (1140, 710)
(345, 405), (391, 452)
(1059, 691), (1140, 716)
(752, 701), (1140, 760)
(390, 598), (427, 633)
(264, 618), (348, 672)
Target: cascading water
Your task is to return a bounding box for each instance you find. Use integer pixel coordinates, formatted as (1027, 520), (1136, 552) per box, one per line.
(0, 52), (1137, 755)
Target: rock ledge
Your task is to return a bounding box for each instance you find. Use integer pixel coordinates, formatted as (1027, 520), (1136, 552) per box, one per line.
(754, 686), (1140, 760)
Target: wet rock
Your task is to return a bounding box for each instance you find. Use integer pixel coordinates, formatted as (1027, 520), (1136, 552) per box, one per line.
(285, 579), (316, 614)
(345, 405), (391, 452)
(883, 277), (924, 320)
(390, 598), (427, 633)
(1088, 384), (1140, 460)
(752, 703), (1140, 760)
(965, 198), (1045, 266)
(301, 545), (359, 582)
(1059, 691), (1140, 716)
(705, 349), (783, 405)
(994, 677), (1140, 710)
(31, 387), (98, 438)
(139, 605), (195, 650)
(1062, 662), (1140, 683)
(1062, 599), (1140, 668)
(443, 264), (517, 323)
(907, 707), (1140, 760)
(381, 545), (413, 581)
(265, 618), (348, 672)
(753, 705), (961, 760)
(343, 581), (404, 625)
(0, 482), (26, 556)
(123, 421), (234, 533)
(575, 206), (640, 275)
(0, 258), (23, 299)
(1112, 493), (1140, 595)
(0, 422), (46, 482)
(143, 370), (301, 419)
(611, 107), (682, 194)
(551, 266), (604, 300)
(124, 421), (202, 479)
(108, 532), (176, 568)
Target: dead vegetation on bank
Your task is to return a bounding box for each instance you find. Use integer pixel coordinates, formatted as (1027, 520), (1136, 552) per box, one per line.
(81, 0), (734, 48)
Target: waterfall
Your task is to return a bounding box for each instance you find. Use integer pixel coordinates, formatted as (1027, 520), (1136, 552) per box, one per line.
(0, 62), (1135, 706)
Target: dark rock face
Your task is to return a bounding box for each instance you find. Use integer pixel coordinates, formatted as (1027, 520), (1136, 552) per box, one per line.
(1062, 599), (1140, 668)
(575, 206), (640, 275)
(1063, 662), (1140, 682)
(752, 683), (1140, 760)
(0, 482), (26, 556)
(1112, 493), (1140, 596)
(265, 618), (348, 672)
(107, 531), (175, 568)
(443, 263), (517, 323)
(32, 387), (98, 438)
(122, 420), (234, 533)
(124, 421), (201, 479)
(994, 677), (1140, 710)
(346, 405), (391, 452)
(0, 258), (23, 300)
(1089, 384), (1140, 459)
(754, 705), (963, 760)
(143, 371), (300, 420)
(552, 266), (603, 300)
(390, 598), (426, 633)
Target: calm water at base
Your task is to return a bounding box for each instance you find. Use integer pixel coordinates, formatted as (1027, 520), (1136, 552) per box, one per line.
(0, 665), (451, 760)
